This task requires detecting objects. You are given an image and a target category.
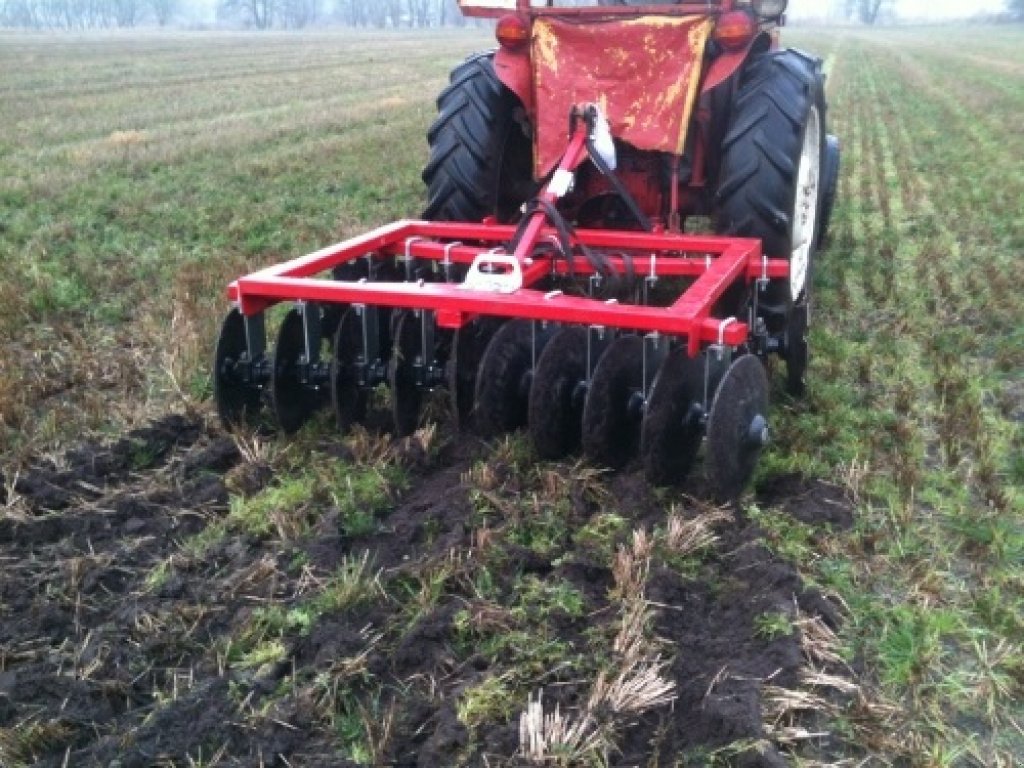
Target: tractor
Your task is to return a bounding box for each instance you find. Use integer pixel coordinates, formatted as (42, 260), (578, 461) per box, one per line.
(212, 0), (840, 499)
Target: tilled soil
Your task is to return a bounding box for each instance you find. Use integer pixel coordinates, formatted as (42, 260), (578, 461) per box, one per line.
(0, 414), (853, 766)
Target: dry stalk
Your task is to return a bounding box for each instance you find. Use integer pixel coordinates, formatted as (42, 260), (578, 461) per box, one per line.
(411, 422), (439, 456)
(461, 461), (501, 492)
(763, 684), (834, 720)
(0, 471), (28, 521)
(518, 691), (605, 764)
(588, 653), (677, 715)
(464, 600), (516, 635)
(800, 669), (860, 695)
(836, 456), (870, 505)
(64, 553), (115, 591)
(794, 611), (844, 666)
(360, 698), (398, 766)
(610, 534), (650, 603)
(346, 426), (394, 467)
(612, 598), (649, 660)
(664, 506), (732, 557)
(314, 629), (384, 712)
(519, 526), (676, 763)
(225, 554), (282, 598)
(230, 431), (273, 466)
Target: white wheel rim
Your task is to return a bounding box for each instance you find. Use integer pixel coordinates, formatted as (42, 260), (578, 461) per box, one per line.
(790, 105), (821, 302)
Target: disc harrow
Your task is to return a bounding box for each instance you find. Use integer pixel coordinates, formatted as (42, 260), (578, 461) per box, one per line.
(215, 111), (793, 500)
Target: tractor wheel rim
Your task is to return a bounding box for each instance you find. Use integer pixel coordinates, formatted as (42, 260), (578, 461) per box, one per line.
(790, 104), (821, 303)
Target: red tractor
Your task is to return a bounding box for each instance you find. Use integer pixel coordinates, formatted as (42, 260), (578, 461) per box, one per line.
(213, 0), (839, 499)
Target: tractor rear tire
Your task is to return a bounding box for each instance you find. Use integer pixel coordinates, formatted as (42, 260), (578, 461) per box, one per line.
(715, 49), (827, 327)
(422, 52), (533, 223)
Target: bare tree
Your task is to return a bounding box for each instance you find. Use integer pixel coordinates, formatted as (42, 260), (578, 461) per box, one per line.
(149, 0), (178, 25)
(407, 0), (431, 26)
(280, 0), (317, 27)
(1, 0), (40, 27)
(219, 0), (275, 28)
(112, 0), (141, 26)
(1009, 0), (1024, 19)
(858, 0), (896, 23)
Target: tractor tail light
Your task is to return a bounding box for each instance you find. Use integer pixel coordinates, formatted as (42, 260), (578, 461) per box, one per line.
(714, 10), (757, 51)
(496, 14), (530, 50)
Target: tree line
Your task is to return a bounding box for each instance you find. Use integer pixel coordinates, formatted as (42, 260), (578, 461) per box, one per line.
(1, 0), (178, 27)
(3, 0), (1022, 30)
(0, 0), (466, 29)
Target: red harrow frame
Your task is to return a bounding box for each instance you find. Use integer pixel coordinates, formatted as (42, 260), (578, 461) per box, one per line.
(215, 111), (789, 498)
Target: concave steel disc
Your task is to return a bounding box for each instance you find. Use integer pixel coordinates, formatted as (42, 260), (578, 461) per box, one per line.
(528, 326), (587, 460)
(213, 307), (262, 429)
(582, 335), (644, 469)
(321, 260), (366, 344)
(705, 354), (770, 502)
(473, 319), (535, 439)
(640, 349), (707, 486)
(389, 310), (423, 438)
(330, 307), (368, 432)
(449, 317), (505, 431)
(271, 308), (313, 435)
(785, 301), (809, 397)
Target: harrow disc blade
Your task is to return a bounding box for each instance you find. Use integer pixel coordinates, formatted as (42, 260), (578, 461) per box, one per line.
(582, 335), (644, 469)
(473, 319), (536, 439)
(529, 326), (587, 460)
(271, 308), (314, 434)
(213, 308), (262, 429)
(784, 301), (809, 397)
(331, 307), (368, 432)
(706, 354), (770, 502)
(641, 349), (706, 486)
(389, 310), (423, 438)
(450, 317), (505, 431)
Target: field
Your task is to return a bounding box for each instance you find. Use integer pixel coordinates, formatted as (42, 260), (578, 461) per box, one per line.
(1, 24), (1022, 766)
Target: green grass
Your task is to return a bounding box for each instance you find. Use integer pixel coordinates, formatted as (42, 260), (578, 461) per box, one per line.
(771, 25), (1024, 763)
(0, 24), (1021, 766)
(0, 29), (490, 453)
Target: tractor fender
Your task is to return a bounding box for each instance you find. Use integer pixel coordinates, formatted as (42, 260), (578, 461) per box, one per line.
(495, 46), (534, 112)
(700, 33), (771, 94)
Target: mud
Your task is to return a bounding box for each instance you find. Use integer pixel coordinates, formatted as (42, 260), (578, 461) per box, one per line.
(0, 415), (853, 766)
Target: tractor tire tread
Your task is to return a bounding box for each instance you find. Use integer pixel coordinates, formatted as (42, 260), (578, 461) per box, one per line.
(422, 51), (525, 222)
(715, 49), (826, 262)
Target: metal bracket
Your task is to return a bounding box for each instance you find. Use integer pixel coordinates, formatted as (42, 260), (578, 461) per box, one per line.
(243, 311), (266, 362)
(402, 236), (428, 281)
(356, 304), (382, 387)
(416, 310), (439, 387)
(461, 251), (524, 293)
(296, 301), (327, 387)
(299, 301), (322, 367)
(708, 317), (737, 361)
(586, 325), (611, 383)
(442, 241), (462, 283)
(530, 319), (557, 371)
(641, 332), (669, 401)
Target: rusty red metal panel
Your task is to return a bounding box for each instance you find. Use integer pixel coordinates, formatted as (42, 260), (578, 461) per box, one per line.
(494, 45), (533, 112)
(531, 15), (712, 177)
